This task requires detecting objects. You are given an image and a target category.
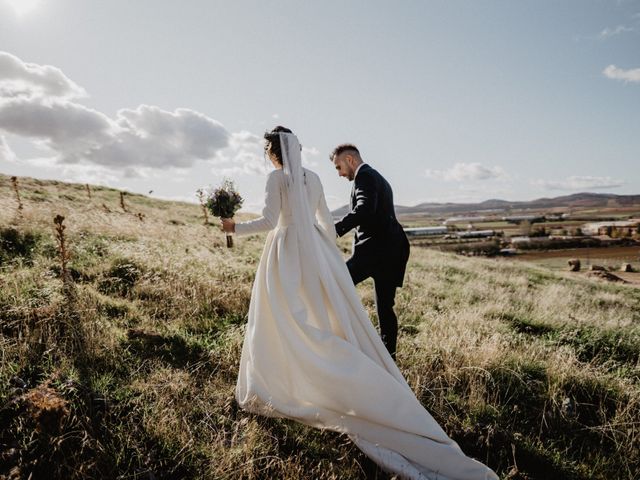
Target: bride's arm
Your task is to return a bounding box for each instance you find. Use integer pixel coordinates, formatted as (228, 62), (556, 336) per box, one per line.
(235, 172), (281, 236)
(315, 180), (337, 239)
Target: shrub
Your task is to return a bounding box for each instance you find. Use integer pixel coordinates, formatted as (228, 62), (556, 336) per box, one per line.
(0, 228), (40, 265)
(98, 258), (143, 296)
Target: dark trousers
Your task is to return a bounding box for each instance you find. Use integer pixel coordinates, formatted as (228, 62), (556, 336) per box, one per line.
(347, 257), (398, 360)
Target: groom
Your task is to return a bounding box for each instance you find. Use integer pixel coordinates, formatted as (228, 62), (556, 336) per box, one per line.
(331, 144), (410, 360)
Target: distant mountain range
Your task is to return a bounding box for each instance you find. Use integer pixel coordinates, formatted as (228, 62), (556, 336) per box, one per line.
(332, 192), (640, 217)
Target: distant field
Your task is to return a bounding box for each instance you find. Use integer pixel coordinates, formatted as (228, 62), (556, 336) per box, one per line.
(513, 246), (640, 268)
(399, 202), (640, 235)
(505, 247), (640, 287)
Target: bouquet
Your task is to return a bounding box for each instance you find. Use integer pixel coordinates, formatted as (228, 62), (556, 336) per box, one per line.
(203, 179), (244, 247)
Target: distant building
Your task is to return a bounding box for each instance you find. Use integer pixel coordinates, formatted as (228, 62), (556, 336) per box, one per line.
(510, 236), (531, 245)
(502, 215), (545, 224)
(443, 216), (490, 225)
(581, 220), (640, 236)
(404, 226), (449, 237)
(455, 230), (497, 239)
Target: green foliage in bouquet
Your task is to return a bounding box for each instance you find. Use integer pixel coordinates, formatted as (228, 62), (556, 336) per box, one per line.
(205, 179), (244, 219)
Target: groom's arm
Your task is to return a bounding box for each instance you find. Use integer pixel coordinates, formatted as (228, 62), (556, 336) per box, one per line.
(334, 171), (378, 237)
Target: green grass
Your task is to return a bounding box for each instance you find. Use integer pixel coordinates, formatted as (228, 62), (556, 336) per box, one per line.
(1, 172), (640, 479)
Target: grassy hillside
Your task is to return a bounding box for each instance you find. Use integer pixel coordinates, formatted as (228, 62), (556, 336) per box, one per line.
(1, 173), (639, 480)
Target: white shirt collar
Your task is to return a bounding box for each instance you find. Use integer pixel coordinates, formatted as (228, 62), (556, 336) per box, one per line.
(354, 162), (366, 178)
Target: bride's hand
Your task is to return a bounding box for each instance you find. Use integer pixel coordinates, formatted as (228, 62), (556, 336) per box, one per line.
(221, 218), (235, 233)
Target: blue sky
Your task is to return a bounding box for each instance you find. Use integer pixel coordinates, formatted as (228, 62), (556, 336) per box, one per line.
(0, 0), (639, 212)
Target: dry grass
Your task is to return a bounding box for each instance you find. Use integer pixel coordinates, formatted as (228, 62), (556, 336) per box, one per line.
(1, 173), (639, 479)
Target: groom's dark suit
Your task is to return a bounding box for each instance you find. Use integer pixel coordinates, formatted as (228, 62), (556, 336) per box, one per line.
(335, 164), (410, 359)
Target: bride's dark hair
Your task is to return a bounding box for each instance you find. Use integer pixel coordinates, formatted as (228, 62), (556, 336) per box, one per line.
(264, 126), (293, 165)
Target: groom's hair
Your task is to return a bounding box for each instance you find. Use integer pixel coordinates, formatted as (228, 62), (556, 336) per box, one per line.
(264, 126), (293, 165)
(330, 144), (360, 161)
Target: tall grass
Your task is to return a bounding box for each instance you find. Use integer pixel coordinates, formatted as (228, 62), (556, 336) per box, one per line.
(1, 173), (639, 479)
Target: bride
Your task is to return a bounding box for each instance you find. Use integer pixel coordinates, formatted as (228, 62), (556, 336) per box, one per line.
(221, 127), (498, 480)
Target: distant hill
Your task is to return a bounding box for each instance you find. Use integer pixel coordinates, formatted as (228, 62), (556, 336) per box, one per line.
(332, 192), (640, 217)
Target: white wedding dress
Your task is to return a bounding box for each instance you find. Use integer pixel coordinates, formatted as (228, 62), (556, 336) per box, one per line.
(234, 133), (497, 480)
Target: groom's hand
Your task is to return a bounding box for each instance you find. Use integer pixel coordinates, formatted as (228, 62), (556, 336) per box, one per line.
(335, 172), (378, 237)
(221, 218), (235, 233)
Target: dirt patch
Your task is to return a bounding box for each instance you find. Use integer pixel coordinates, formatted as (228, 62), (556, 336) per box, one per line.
(585, 270), (628, 283)
(516, 246), (640, 262)
(614, 272), (640, 285)
(510, 246), (640, 287)
(21, 384), (70, 434)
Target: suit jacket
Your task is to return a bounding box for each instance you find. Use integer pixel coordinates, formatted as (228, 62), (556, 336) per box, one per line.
(335, 164), (410, 286)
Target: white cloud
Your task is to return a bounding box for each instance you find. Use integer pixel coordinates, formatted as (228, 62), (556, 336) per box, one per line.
(598, 25), (634, 39)
(0, 98), (232, 170)
(424, 162), (508, 181)
(0, 135), (18, 163)
(0, 52), (288, 184)
(0, 51), (272, 178)
(229, 130), (262, 146)
(272, 113), (280, 119)
(603, 64), (640, 83)
(0, 97), (115, 150)
(531, 175), (624, 191)
(0, 51), (86, 100)
(211, 131), (269, 176)
(302, 146), (320, 167)
(83, 105), (231, 169)
(209, 131), (321, 175)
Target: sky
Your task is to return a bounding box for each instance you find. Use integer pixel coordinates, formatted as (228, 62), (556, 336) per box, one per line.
(0, 0), (639, 213)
